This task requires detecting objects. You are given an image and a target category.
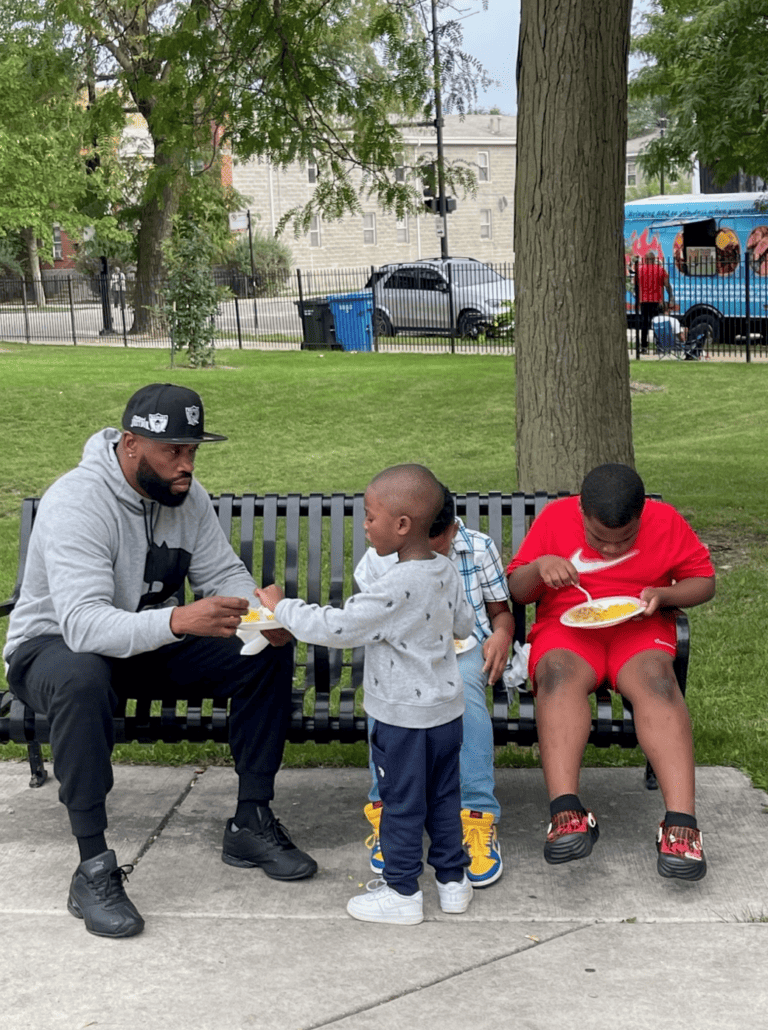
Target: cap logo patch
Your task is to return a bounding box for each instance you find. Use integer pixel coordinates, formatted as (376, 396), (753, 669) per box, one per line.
(147, 413), (169, 433)
(185, 405), (200, 426)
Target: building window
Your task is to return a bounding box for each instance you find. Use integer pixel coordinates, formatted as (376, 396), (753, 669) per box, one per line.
(309, 215), (321, 248)
(626, 160), (637, 187)
(478, 151), (490, 182)
(396, 216), (409, 244)
(480, 209), (492, 239)
(363, 212), (377, 245)
(307, 161), (318, 183)
(52, 225), (63, 261)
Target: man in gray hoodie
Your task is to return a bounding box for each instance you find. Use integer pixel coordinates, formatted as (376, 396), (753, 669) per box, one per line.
(4, 383), (317, 938)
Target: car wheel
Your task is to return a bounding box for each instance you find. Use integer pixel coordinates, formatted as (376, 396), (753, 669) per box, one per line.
(373, 310), (394, 337)
(457, 309), (483, 339)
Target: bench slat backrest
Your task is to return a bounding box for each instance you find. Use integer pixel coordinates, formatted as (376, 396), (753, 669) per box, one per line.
(3, 490), (686, 755)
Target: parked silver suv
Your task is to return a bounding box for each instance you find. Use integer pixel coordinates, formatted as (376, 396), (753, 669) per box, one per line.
(366, 257), (514, 338)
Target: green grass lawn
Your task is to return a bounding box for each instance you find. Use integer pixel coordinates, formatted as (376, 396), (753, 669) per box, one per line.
(2, 343), (767, 788)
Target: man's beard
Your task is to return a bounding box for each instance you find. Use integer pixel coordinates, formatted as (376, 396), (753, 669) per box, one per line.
(136, 456), (191, 507)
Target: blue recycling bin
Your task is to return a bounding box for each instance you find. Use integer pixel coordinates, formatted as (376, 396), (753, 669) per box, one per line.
(327, 291), (373, 351)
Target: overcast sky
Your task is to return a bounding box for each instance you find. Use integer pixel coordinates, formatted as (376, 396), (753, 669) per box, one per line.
(456, 0), (650, 116)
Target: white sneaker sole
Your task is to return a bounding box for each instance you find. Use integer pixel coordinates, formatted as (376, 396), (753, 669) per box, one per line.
(346, 899), (424, 925)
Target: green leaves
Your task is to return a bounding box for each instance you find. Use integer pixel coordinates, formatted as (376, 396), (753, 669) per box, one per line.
(632, 0), (768, 184)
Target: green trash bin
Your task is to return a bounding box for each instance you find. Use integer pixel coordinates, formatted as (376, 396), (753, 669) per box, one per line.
(296, 298), (338, 348)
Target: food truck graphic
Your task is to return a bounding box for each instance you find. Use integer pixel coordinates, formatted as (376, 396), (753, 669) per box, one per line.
(625, 193), (768, 342)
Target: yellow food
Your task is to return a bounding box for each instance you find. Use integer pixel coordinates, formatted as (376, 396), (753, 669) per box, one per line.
(454, 639), (464, 652)
(241, 608), (276, 623)
(568, 602), (639, 624)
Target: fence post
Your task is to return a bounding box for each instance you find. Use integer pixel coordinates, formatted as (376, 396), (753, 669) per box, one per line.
(119, 284), (128, 347)
(448, 261), (456, 354)
(67, 276), (77, 345)
(234, 293), (243, 349)
(744, 249), (751, 363)
(296, 268), (307, 345)
(366, 265), (374, 354)
(21, 278), (30, 343)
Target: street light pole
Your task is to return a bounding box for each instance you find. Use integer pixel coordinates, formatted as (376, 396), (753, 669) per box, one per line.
(431, 0), (449, 259)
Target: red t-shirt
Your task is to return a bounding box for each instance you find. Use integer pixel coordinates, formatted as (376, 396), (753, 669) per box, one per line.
(506, 496), (714, 624)
(636, 262), (667, 303)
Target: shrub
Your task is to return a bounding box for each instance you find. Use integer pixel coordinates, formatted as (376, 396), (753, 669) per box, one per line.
(162, 223), (225, 368)
(219, 228), (292, 297)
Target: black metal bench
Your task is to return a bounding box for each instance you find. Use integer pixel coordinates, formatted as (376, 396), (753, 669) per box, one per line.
(1, 492), (689, 789)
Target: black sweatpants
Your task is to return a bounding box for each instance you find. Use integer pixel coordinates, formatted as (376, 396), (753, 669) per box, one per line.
(7, 634), (294, 838)
(370, 716), (469, 896)
(640, 301), (663, 349)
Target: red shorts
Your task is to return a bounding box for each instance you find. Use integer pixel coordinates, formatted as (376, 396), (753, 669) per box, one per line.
(528, 612), (677, 692)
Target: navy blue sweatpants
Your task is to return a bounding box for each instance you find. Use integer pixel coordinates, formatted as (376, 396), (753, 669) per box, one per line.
(369, 716), (469, 896)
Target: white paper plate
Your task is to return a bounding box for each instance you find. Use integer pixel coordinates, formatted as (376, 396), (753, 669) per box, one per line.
(454, 636), (478, 655)
(237, 606), (283, 632)
(236, 607), (284, 654)
(560, 595), (646, 629)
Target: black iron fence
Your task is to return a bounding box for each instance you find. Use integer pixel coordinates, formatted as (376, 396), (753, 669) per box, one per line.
(0, 263), (517, 354)
(3, 257), (767, 360)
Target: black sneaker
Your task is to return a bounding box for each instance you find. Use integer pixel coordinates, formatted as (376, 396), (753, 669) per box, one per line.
(222, 811), (318, 880)
(67, 850), (145, 937)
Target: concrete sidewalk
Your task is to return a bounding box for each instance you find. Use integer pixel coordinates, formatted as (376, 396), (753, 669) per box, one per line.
(1, 762), (766, 1030)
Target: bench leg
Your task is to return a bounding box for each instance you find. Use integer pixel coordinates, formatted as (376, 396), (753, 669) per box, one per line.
(27, 742), (47, 788)
(644, 761), (658, 791)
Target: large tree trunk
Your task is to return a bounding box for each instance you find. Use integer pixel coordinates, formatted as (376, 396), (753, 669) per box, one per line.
(22, 228), (45, 307)
(514, 0), (634, 493)
(130, 144), (184, 334)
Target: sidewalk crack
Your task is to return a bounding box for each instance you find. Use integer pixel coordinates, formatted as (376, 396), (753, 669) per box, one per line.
(304, 922), (592, 1029)
(130, 769), (203, 865)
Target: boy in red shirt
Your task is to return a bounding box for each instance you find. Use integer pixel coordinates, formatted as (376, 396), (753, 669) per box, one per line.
(507, 464), (715, 880)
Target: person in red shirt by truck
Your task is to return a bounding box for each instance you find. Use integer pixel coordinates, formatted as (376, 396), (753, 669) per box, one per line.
(636, 251), (675, 352)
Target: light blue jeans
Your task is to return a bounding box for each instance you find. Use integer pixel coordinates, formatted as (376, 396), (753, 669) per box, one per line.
(367, 642), (501, 821)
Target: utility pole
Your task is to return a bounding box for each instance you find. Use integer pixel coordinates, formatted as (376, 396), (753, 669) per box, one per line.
(431, 0), (449, 258)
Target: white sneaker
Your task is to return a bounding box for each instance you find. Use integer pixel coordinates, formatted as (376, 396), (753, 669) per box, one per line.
(436, 872), (473, 913)
(346, 880), (424, 925)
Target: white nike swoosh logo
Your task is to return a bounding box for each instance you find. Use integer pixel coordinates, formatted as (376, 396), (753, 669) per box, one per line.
(570, 548), (639, 573)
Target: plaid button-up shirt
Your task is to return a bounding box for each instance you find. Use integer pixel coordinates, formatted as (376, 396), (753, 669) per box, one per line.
(450, 519), (510, 642)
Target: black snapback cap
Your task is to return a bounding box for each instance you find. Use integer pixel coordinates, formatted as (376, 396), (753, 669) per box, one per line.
(122, 383), (227, 443)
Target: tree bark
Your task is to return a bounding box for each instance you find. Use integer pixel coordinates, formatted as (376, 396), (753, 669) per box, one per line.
(22, 228), (45, 307)
(130, 144), (184, 334)
(514, 0), (634, 493)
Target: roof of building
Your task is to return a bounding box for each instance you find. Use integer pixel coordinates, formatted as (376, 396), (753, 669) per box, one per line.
(402, 113), (516, 145)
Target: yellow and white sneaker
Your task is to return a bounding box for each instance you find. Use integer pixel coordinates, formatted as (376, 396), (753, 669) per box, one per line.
(364, 801), (384, 873)
(461, 809), (503, 887)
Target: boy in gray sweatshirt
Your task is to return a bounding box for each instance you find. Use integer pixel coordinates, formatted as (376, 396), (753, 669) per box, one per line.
(257, 464), (475, 924)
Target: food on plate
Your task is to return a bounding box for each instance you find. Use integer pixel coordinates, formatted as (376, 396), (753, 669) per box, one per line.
(241, 607), (276, 623)
(567, 601), (641, 624)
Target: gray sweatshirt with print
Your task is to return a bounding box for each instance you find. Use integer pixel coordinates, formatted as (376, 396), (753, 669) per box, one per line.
(4, 428), (257, 662)
(275, 555), (474, 729)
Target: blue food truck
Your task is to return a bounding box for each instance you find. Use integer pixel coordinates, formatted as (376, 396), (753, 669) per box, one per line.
(625, 193), (768, 342)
